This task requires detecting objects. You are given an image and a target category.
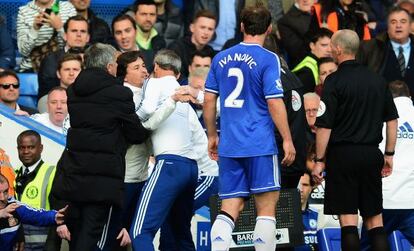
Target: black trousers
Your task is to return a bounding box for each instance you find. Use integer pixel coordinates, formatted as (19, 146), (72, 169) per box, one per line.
(65, 202), (112, 251)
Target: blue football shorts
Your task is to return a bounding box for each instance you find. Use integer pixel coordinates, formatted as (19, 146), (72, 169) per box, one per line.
(218, 154), (281, 199)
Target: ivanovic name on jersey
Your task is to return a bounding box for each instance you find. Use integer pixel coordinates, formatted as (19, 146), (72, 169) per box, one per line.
(205, 42), (284, 157)
(218, 53), (257, 69)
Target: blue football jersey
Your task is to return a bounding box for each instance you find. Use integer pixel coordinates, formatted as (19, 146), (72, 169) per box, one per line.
(205, 42), (283, 157)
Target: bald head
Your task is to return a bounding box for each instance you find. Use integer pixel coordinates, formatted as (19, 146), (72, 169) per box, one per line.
(331, 30), (360, 56)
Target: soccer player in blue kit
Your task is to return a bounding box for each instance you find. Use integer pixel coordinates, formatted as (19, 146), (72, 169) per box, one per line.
(203, 5), (296, 251)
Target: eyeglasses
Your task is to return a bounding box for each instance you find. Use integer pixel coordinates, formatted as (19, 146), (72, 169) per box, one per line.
(0, 83), (20, 89)
(305, 108), (319, 114)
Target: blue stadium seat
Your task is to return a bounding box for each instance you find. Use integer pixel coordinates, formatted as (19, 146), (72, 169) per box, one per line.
(17, 73), (38, 109)
(389, 230), (413, 251)
(317, 228), (341, 251)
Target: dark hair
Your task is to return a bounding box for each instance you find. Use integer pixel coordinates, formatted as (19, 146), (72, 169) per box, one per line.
(133, 0), (157, 13)
(389, 80), (410, 98)
(17, 130), (41, 145)
(116, 51), (146, 80)
(309, 28), (333, 44)
(387, 6), (412, 22)
(57, 53), (83, 71)
(112, 14), (137, 35)
(190, 50), (213, 64)
(263, 32), (281, 55)
(64, 15), (89, 33)
(193, 9), (217, 24)
(303, 170), (315, 187)
(318, 57), (336, 67)
(240, 5), (271, 36)
(0, 69), (19, 82)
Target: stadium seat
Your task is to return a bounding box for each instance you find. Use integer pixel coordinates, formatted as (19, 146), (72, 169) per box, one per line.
(17, 73), (38, 109)
(389, 230), (413, 251)
(317, 228), (341, 251)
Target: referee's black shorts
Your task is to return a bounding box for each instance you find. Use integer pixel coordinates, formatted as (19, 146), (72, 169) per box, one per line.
(324, 144), (384, 218)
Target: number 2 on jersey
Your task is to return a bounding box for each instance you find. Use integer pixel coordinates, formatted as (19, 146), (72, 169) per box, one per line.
(224, 68), (245, 108)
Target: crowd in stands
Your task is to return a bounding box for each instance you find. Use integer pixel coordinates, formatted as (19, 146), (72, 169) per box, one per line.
(1, 0), (414, 250)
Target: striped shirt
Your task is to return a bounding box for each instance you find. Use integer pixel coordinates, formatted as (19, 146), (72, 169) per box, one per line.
(17, 0), (77, 71)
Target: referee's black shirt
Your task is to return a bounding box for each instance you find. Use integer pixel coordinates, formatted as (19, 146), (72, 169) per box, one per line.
(315, 60), (398, 145)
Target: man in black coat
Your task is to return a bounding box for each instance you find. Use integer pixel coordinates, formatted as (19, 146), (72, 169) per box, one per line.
(51, 43), (150, 251)
(168, 9), (216, 81)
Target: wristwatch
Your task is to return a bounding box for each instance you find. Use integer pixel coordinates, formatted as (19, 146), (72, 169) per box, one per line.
(384, 150), (395, 156)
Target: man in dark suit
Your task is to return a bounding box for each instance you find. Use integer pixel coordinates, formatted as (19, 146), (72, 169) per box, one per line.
(358, 6), (414, 100)
(0, 70), (37, 114)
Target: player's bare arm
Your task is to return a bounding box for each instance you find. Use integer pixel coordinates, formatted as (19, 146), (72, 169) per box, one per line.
(267, 98), (296, 166)
(203, 92), (219, 160)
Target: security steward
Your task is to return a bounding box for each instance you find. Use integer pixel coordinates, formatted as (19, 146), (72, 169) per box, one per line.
(312, 30), (398, 251)
(292, 28), (333, 93)
(14, 130), (56, 251)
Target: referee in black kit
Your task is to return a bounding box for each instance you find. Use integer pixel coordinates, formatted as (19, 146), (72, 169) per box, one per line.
(312, 29), (398, 251)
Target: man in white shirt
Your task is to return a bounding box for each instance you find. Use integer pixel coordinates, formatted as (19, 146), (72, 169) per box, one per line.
(361, 80), (414, 249)
(97, 50), (197, 250)
(32, 87), (68, 134)
(131, 49), (201, 251)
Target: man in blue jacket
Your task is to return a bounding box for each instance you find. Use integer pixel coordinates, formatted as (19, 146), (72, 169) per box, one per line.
(0, 174), (66, 251)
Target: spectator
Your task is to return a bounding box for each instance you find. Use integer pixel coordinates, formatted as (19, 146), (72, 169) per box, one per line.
(56, 53), (83, 89)
(134, 0), (166, 73)
(14, 130), (57, 251)
(112, 14), (139, 52)
(0, 173), (66, 251)
(398, 0), (414, 36)
(32, 87), (68, 134)
(69, 0), (112, 44)
(361, 80), (414, 249)
(50, 43), (150, 251)
(277, 0), (320, 67)
(16, 0), (77, 72)
(303, 92), (320, 142)
(187, 66), (209, 119)
(315, 57), (337, 96)
(292, 28), (333, 93)
(192, 0), (245, 51)
(37, 15), (89, 110)
(0, 16), (15, 71)
(296, 171), (319, 251)
(323, 0), (372, 40)
(0, 70), (38, 114)
(38, 53), (82, 114)
(315, 0), (374, 40)
(153, 0), (184, 46)
(0, 148), (15, 196)
(169, 9), (216, 80)
(312, 29), (398, 251)
(180, 50), (212, 85)
(358, 6), (414, 100)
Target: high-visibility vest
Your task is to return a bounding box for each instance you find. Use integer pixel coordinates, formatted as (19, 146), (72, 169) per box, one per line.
(17, 163), (56, 210)
(313, 3), (371, 40)
(292, 56), (319, 85)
